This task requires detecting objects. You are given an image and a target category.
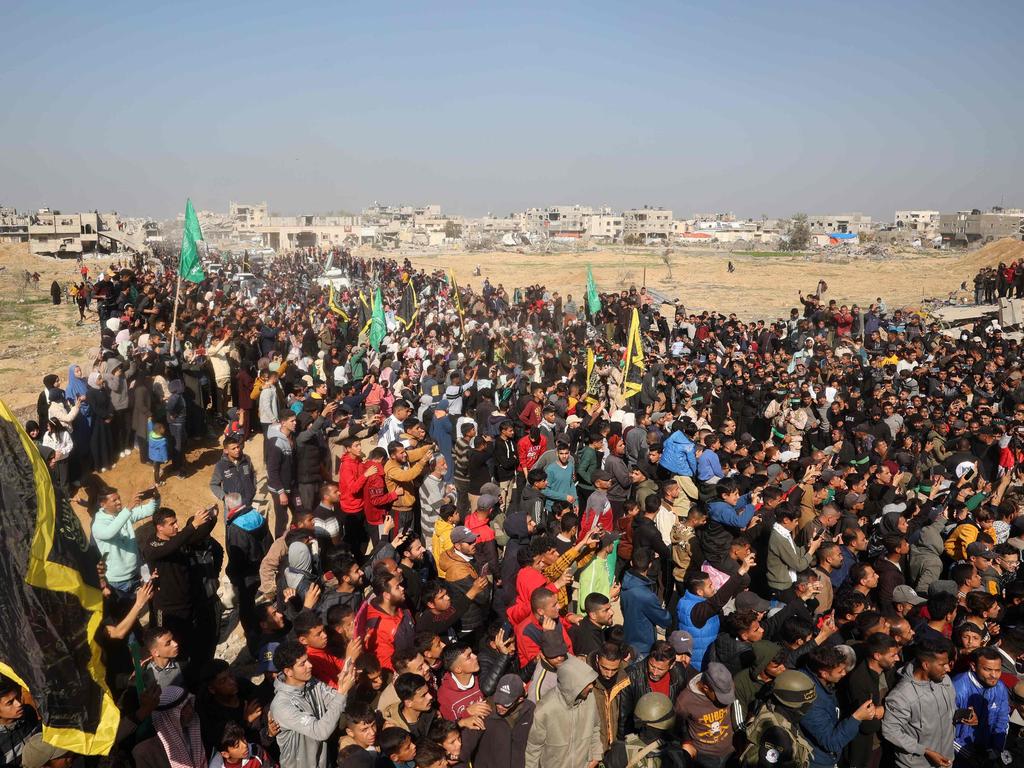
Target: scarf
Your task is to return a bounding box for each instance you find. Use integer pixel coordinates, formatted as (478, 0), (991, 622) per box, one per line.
(151, 688), (207, 768)
(65, 364), (88, 401)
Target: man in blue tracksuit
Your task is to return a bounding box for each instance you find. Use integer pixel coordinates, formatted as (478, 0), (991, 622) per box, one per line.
(953, 648), (1010, 765)
(659, 420), (699, 515)
(800, 646), (877, 768)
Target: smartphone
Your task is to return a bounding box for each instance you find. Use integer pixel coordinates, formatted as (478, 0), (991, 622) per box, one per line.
(480, 562), (492, 578)
(139, 487), (158, 500)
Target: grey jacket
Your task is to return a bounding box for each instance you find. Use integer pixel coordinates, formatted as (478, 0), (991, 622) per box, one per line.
(269, 676), (346, 768)
(908, 515), (945, 595)
(524, 657), (603, 768)
(103, 358), (134, 411)
(880, 666), (955, 768)
(766, 526), (813, 591)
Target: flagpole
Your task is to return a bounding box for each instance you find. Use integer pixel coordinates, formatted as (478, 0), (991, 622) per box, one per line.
(169, 269), (182, 355)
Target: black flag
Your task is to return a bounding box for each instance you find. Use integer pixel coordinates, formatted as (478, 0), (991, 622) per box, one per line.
(396, 278), (419, 332)
(0, 399), (119, 755)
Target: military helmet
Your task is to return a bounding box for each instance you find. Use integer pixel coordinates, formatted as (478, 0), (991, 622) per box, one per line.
(634, 692), (675, 731)
(772, 670), (817, 708)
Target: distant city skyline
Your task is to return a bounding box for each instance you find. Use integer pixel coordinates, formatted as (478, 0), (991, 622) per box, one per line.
(2, 0), (1021, 221)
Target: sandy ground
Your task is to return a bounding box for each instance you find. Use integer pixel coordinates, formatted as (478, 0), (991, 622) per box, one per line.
(395, 242), (1024, 321)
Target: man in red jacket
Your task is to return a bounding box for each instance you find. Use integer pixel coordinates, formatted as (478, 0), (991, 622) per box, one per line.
(514, 587), (575, 670)
(436, 642), (493, 725)
(362, 569), (415, 671)
(338, 436), (378, 560)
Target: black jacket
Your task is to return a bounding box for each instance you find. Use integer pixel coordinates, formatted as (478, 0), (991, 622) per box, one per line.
(142, 517), (216, 618)
(295, 416), (329, 485)
(570, 616), (608, 659)
(631, 515), (671, 564)
(617, 658), (692, 739)
(474, 698), (535, 768)
(494, 437), (519, 482)
(209, 454), (257, 507)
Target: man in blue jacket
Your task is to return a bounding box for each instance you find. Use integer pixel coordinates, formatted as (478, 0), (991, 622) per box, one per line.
(800, 646), (877, 768)
(701, 478), (760, 568)
(619, 550), (672, 657)
(953, 647), (1010, 765)
(659, 420), (699, 515)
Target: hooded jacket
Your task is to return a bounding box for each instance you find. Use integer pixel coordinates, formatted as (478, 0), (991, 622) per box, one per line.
(268, 676), (346, 768)
(524, 657), (603, 768)
(265, 424), (295, 496)
(661, 429), (697, 477)
(881, 665), (956, 768)
(474, 697), (535, 768)
(620, 569), (672, 657)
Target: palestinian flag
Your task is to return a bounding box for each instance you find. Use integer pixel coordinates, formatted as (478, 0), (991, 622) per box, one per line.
(0, 399), (119, 755)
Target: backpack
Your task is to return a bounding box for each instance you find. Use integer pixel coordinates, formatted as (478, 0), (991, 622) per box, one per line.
(739, 706), (812, 768)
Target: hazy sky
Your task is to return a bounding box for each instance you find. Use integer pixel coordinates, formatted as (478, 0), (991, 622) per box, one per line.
(3, 0), (1021, 220)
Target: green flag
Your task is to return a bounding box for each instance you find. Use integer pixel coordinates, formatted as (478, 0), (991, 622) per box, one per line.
(586, 265), (601, 315)
(179, 199), (205, 283)
(369, 287), (387, 351)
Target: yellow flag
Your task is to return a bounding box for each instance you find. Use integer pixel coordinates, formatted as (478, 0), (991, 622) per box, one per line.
(622, 308), (645, 398)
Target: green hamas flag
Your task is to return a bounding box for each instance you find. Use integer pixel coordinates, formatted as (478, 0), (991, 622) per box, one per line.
(586, 265), (601, 316)
(179, 199), (205, 283)
(369, 287), (387, 351)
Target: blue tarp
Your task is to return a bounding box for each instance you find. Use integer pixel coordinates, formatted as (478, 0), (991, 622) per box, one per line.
(829, 232), (858, 240)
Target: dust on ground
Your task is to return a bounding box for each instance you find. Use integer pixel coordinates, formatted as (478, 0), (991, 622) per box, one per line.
(389, 239), (1024, 320)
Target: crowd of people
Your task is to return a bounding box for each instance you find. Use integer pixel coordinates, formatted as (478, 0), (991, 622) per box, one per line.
(9, 244), (1024, 768)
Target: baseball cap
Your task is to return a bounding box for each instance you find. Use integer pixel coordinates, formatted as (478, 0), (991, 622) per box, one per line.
(891, 585), (926, 606)
(843, 492), (867, 509)
(476, 494), (498, 511)
(259, 641), (280, 674)
(450, 526), (478, 544)
(735, 590), (771, 613)
(702, 662), (735, 705)
(966, 542), (995, 560)
(668, 630), (693, 655)
(21, 736), (69, 768)
(599, 532), (620, 549)
(592, 469), (613, 483)
(539, 631), (569, 659)
(492, 674), (525, 707)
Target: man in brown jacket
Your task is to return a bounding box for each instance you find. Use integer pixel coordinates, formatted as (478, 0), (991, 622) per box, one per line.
(384, 440), (433, 531)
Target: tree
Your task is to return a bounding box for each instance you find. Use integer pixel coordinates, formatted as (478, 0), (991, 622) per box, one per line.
(784, 213), (810, 251)
(444, 220), (463, 239)
(660, 248), (673, 280)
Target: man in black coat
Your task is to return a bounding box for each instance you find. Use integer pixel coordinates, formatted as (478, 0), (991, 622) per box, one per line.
(839, 631), (898, 768)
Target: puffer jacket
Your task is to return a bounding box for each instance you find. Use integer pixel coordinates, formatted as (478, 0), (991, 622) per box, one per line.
(620, 570), (672, 657)
(660, 429), (697, 477)
(268, 676), (346, 768)
(524, 657), (604, 768)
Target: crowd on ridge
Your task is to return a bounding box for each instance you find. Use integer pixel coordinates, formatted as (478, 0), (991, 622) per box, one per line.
(10, 245), (1024, 768)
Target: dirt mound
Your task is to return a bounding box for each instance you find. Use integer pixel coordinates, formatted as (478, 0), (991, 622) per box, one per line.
(956, 238), (1024, 271)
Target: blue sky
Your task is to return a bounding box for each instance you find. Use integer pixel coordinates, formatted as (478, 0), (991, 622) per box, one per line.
(2, 0), (1021, 220)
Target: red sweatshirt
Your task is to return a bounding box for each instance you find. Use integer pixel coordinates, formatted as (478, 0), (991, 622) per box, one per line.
(306, 645), (345, 689)
(338, 453), (369, 514)
(516, 435), (548, 472)
(437, 671), (483, 722)
(362, 459), (398, 525)
(506, 564), (557, 626)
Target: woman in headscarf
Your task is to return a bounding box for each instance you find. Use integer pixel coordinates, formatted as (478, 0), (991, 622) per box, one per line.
(86, 371), (116, 472)
(166, 379), (188, 475)
(50, 280), (61, 305)
(37, 373), (60, 427)
(63, 363), (92, 481)
(133, 686), (207, 768)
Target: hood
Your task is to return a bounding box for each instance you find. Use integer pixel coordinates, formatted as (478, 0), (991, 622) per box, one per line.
(621, 569), (654, 592)
(750, 640), (781, 678)
(556, 656), (597, 706)
(273, 676), (312, 700)
(267, 424), (292, 452)
(503, 511), (532, 541)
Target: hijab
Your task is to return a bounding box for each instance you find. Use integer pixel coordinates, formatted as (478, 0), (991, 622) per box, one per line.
(65, 364), (88, 401)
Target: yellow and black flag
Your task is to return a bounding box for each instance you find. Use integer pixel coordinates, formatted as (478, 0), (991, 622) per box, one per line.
(448, 271), (466, 336)
(396, 277), (419, 332)
(327, 285), (349, 321)
(0, 399), (119, 755)
(622, 308), (645, 399)
(356, 290), (372, 336)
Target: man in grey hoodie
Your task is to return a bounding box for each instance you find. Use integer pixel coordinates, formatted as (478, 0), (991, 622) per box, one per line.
(270, 639), (354, 768)
(881, 638), (958, 768)
(524, 656), (603, 768)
